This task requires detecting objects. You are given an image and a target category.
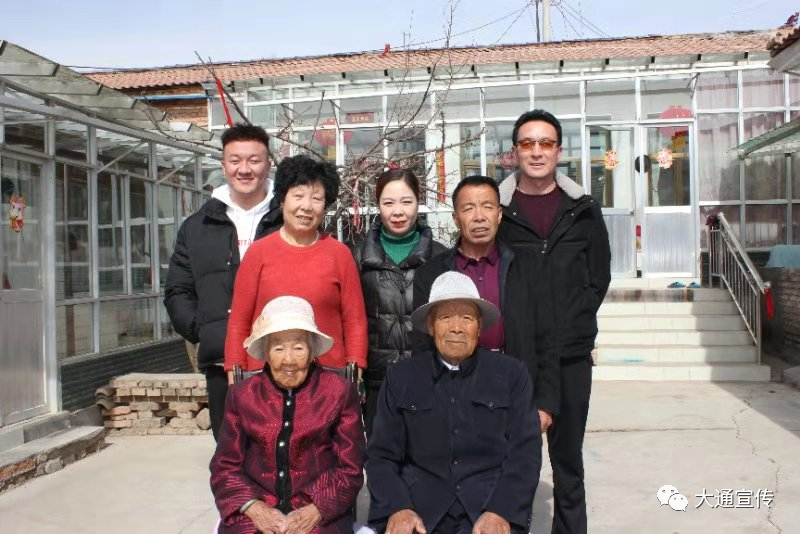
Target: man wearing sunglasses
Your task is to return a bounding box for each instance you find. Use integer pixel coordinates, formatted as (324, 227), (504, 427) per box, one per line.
(498, 109), (611, 534)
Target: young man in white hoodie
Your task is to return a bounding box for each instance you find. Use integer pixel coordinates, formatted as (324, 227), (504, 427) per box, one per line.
(165, 124), (282, 440)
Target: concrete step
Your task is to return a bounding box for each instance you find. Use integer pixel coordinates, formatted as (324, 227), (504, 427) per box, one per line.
(604, 288), (733, 303)
(592, 362), (771, 381)
(596, 330), (754, 346)
(598, 300), (739, 316)
(0, 426), (105, 493)
(598, 314), (747, 332)
(596, 344), (757, 364)
(609, 278), (700, 289)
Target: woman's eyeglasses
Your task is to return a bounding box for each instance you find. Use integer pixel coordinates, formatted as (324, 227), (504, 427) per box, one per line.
(516, 138), (559, 152)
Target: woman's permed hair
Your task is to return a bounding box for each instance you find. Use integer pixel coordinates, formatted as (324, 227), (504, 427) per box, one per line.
(273, 155), (340, 207)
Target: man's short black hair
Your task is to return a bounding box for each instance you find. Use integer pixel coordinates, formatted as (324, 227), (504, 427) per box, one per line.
(512, 109), (563, 146)
(221, 123), (270, 152)
(451, 175), (500, 209)
(273, 155), (340, 208)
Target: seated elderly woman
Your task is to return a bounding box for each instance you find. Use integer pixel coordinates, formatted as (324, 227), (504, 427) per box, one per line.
(210, 296), (366, 534)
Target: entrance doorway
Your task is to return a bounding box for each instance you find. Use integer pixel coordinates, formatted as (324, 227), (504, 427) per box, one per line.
(589, 122), (696, 278)
(0, 155), (50, 426)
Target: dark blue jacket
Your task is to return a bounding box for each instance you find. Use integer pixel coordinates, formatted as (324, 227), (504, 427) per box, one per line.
(366, 349), (541, 532)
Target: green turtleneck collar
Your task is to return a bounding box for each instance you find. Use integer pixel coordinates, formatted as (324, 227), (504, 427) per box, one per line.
(379, 225), (421, 265)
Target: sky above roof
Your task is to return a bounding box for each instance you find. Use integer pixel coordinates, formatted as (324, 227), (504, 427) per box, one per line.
(0, 0), (793, 69)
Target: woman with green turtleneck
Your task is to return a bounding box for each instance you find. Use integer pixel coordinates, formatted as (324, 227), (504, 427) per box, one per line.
(352, 168), (447, 435)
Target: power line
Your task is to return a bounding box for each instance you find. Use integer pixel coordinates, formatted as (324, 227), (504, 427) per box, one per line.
(559, 0), (612, 38)
(402, 1), (535, 49)
(493, 1), (536, 45)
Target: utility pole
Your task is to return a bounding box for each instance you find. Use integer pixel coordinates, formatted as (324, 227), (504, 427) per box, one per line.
(542, 0), (551, 42)
(534, 1), (540, 42)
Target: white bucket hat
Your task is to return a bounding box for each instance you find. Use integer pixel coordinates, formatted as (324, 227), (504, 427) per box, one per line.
(410, 271), (500, 332)
(244, 296), (334, 360)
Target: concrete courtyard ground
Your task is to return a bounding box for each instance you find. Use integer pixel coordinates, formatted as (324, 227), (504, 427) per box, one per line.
(1, 380), (799, 534)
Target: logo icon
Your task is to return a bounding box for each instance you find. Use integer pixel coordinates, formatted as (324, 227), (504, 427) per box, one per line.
(657, 485), (687, 512)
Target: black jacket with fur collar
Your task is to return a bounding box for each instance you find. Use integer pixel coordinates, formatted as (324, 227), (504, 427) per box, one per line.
(498, 171), (611, 360)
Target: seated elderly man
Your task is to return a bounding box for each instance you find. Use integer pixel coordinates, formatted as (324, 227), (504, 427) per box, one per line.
(210, 296), (365, 534)
(367, 271), (541, 534)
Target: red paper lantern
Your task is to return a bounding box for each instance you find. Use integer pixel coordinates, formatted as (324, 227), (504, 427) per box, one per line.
(313, 119), (352, 147)
(658, 106), (692, 138)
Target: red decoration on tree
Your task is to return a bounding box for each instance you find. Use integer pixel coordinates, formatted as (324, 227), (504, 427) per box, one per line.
(214, 77), (234, 128)
(313, 119), (352, 147)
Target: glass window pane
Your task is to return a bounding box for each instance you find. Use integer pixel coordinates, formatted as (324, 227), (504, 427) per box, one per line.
(97, 130), (150, 177)
(700, 205), (741, 249)
(161, 301), (176, 339)
(296, 130), (336, 163)
(250, 103), (291, 129)
(485, 123), (516, 183)
(457, 124), (482, 180)
(156, 146), (196, 186)
(641, 77), (693, 120)
(794, 205), (800, 245)
(158, 185), (176, 287)
(696, 71), (738, 109)
(742, 70), (784, 108)
(436, 89), (480, 121)
(57, 303), (94, 360)
(586, 79), (635, 121)
(534, 82), (580, 116)
(1, 157), (42, 289)
(100, 298), (155, 351)
(387, 86), (429, 124)
(201, 156), (224, 191)
(698, 114), (740, 201)
(745, 204), (787, 247)
(210, 96), (245, 127)
(387, 127), (426, 185)
(97, 172), (125, 294)
(744, 113), (786, 200)
(56, 164), (91, 300)
(130, 177), (153, 293)
(789, 74), (800, 107)
(589, 127), (635, 208)
(55, 122), (88, 162)
(293, 98), (336, 128)
(2, 109), (46, 153)
(343, 128), (384, 167)
(559, 119), (583, 186)
(645, 127), (691, 207)
(484, 85), (529, 118)
(340, 97), (383, 125)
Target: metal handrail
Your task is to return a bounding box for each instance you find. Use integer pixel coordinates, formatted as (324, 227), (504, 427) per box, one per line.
(707, 212), (771, 364)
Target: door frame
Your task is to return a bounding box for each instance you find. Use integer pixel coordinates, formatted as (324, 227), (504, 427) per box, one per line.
(0, 150), (58, 426)
(636, 122), (699, 278)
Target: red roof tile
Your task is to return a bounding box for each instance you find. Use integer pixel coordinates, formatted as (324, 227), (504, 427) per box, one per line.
(86, 30), (776, 90)
(768, 25), (800, 56)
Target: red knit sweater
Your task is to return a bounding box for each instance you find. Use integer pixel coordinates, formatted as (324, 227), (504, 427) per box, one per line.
(225, 232), (368, 372)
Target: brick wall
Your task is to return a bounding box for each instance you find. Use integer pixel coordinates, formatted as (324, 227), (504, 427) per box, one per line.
(60, 339), (192, 412)
(762, 268), (800, 365)
(119, 83), (209, 128)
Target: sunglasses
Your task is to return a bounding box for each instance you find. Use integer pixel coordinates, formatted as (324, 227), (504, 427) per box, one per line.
(516, 137), (559, 152)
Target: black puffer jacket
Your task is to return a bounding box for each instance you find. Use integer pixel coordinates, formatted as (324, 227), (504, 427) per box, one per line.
(352, 222), (447, 388)
(164, 197), (282, 370)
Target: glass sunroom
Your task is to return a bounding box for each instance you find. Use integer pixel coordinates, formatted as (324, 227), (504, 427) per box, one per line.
(0, 42), (220, 426)
(209, 47), (799, 279)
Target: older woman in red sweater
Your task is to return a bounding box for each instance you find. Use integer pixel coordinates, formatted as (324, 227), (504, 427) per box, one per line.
(225, 155), (367, 379)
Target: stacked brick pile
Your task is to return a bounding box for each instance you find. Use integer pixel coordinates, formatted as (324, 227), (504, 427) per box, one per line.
(96, 373), (211, 436)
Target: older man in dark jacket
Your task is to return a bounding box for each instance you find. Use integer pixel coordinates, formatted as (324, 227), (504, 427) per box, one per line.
(498, 110), (611, 534)
(368, 271), (541, 534)
(164, 124), (282, 440)
(413, 175), (560, 428)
